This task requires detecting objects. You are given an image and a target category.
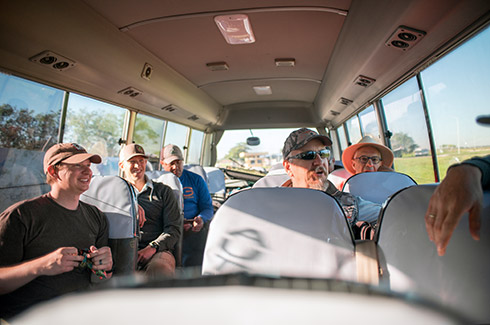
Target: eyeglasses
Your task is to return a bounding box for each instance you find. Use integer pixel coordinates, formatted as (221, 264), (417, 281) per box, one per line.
(288, 149), (331, 160)
(354, 156), (382, 164)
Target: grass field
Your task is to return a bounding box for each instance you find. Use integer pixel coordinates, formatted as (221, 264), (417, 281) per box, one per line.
(394, 147), (490, 184)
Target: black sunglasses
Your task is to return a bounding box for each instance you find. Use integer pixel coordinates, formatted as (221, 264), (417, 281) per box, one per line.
(288, 149), (331, 160)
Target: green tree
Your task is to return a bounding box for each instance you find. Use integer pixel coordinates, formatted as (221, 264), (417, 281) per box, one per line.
(391, 132), (418, 155)
(0, 104), (59, 150)
(65, 110), (124, 156)
(225, 142), (250, 161)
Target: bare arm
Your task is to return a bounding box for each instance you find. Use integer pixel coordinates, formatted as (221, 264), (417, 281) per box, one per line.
(0, 247), (83, 294)
(425, 164), (482, 256)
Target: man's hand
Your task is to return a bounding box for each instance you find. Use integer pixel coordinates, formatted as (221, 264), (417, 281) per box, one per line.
(87, 245), (113, 273)
(191, 216), (204, 232)
(137, 204), (146, 228)
(137, 246), (157, 265)
(425, 164), (482, 256)
(40, 247), (84, 276)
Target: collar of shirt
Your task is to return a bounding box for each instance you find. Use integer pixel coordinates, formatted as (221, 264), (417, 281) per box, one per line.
(135, 175), (153, 195)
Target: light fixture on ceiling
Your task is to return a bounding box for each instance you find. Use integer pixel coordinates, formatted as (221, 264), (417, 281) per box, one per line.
(206, 62), (229, 71)
(253, 85), (272, 95)
(275, 58), (295, 67)
(385, 26), (426, 51)
(30, 50), (76, 71)
(214, 14), (255, 45)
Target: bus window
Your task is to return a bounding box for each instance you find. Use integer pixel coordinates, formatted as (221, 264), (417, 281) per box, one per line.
(0, 72), (64, 211)
(216, 128), (296, 171)
(358, 105), (381, 140)
(421, 25), (490, 179)
(381, 77), (433, 184)
(134, 113), (165, 169)
(187, 129), (204, 165)
(63, 93), (126, 176)
(337, 125), (348, 151)
(345, 115), (362, 144)
(163, 121), (188, 159)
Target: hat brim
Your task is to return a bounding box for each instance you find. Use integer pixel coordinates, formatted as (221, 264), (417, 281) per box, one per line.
(342, 142), (394, 175)
(63, 153), (102, 165)
(163, 155), (183, 164)
(120, 153), (148, 163)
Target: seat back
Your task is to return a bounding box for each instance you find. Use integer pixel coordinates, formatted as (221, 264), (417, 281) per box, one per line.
(184, 164), (209, 185)
(252, 165), (289, 188)
(145, 170), (184, 213)
(376, 184), (490, 323)
(202, 187), (356, 280)
(80, 175), (138, 275)
(203, 166), (226, 196)
(343, 171), (416, 204)
(327, 168), (351, 191)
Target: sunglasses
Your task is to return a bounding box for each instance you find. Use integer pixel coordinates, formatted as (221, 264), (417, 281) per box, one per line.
(288, 149), (331, 160)
(354, 155), (382, 164)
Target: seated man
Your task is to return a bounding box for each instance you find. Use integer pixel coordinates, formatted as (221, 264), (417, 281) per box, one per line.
(0, 143), (113, 319)
(282, 128), (381, 237)
(119, 144), (181, 277)
(342, 136), (394, 175)
(161, 144), (213, 268)
(328, 136), (395, 190)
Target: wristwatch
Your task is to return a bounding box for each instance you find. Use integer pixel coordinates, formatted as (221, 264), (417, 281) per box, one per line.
(149, 241), (159, 252)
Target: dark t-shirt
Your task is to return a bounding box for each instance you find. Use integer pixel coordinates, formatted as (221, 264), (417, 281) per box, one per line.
(0, 194), (109, 319)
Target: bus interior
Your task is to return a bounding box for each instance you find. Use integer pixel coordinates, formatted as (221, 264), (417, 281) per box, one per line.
(1, 0), (490, 323)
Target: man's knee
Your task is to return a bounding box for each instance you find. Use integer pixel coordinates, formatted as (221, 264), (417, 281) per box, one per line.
(146, 251), (176, 276)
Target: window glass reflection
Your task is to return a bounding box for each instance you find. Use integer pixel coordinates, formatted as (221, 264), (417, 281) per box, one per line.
(187, 129), (204, 164)
(64, 93), (126, 176)
(381, 77), (433, 183)
(421, 25), (490, 179)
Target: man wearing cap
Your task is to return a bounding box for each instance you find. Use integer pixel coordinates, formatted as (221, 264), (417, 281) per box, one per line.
(0, 143), (113, 319)
(342, 136), (394, 176)
(161, 144), (213, 268)
(282, 128), (381, 233)
(118, 143), (181, 277)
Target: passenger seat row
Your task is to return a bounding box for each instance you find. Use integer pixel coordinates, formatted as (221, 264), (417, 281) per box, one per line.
(202, 185), (490, 324)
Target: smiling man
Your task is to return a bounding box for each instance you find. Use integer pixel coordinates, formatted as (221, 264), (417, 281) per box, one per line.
(119, 144), (181, 277)
(0, 143), (113, 319)
(282, 128), (381, 231)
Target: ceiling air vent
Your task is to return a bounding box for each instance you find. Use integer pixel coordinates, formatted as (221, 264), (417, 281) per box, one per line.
(161, 105), (177, 112)
(385, 26), (426, 51)
(339, 97), (353, 105)
(118, 87), (142, 98)
(330, 110), (340, 116)
(30, 50), (76, 71)
(354, 75), (376, 87)
(187, 115), (199, 121)
(206, 62), (229, 71)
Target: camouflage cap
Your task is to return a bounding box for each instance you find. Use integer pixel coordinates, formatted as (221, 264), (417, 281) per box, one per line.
(282, 128), (332, 159)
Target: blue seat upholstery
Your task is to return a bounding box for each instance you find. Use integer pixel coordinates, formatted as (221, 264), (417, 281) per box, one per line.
(202, 187), (356, 280)
(342, 171), (416, 204)
(376, 184), (490, 323)
(203, 166), (226, 196)
(184, 164), (209, 185)
(80, 175), (139, 275)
